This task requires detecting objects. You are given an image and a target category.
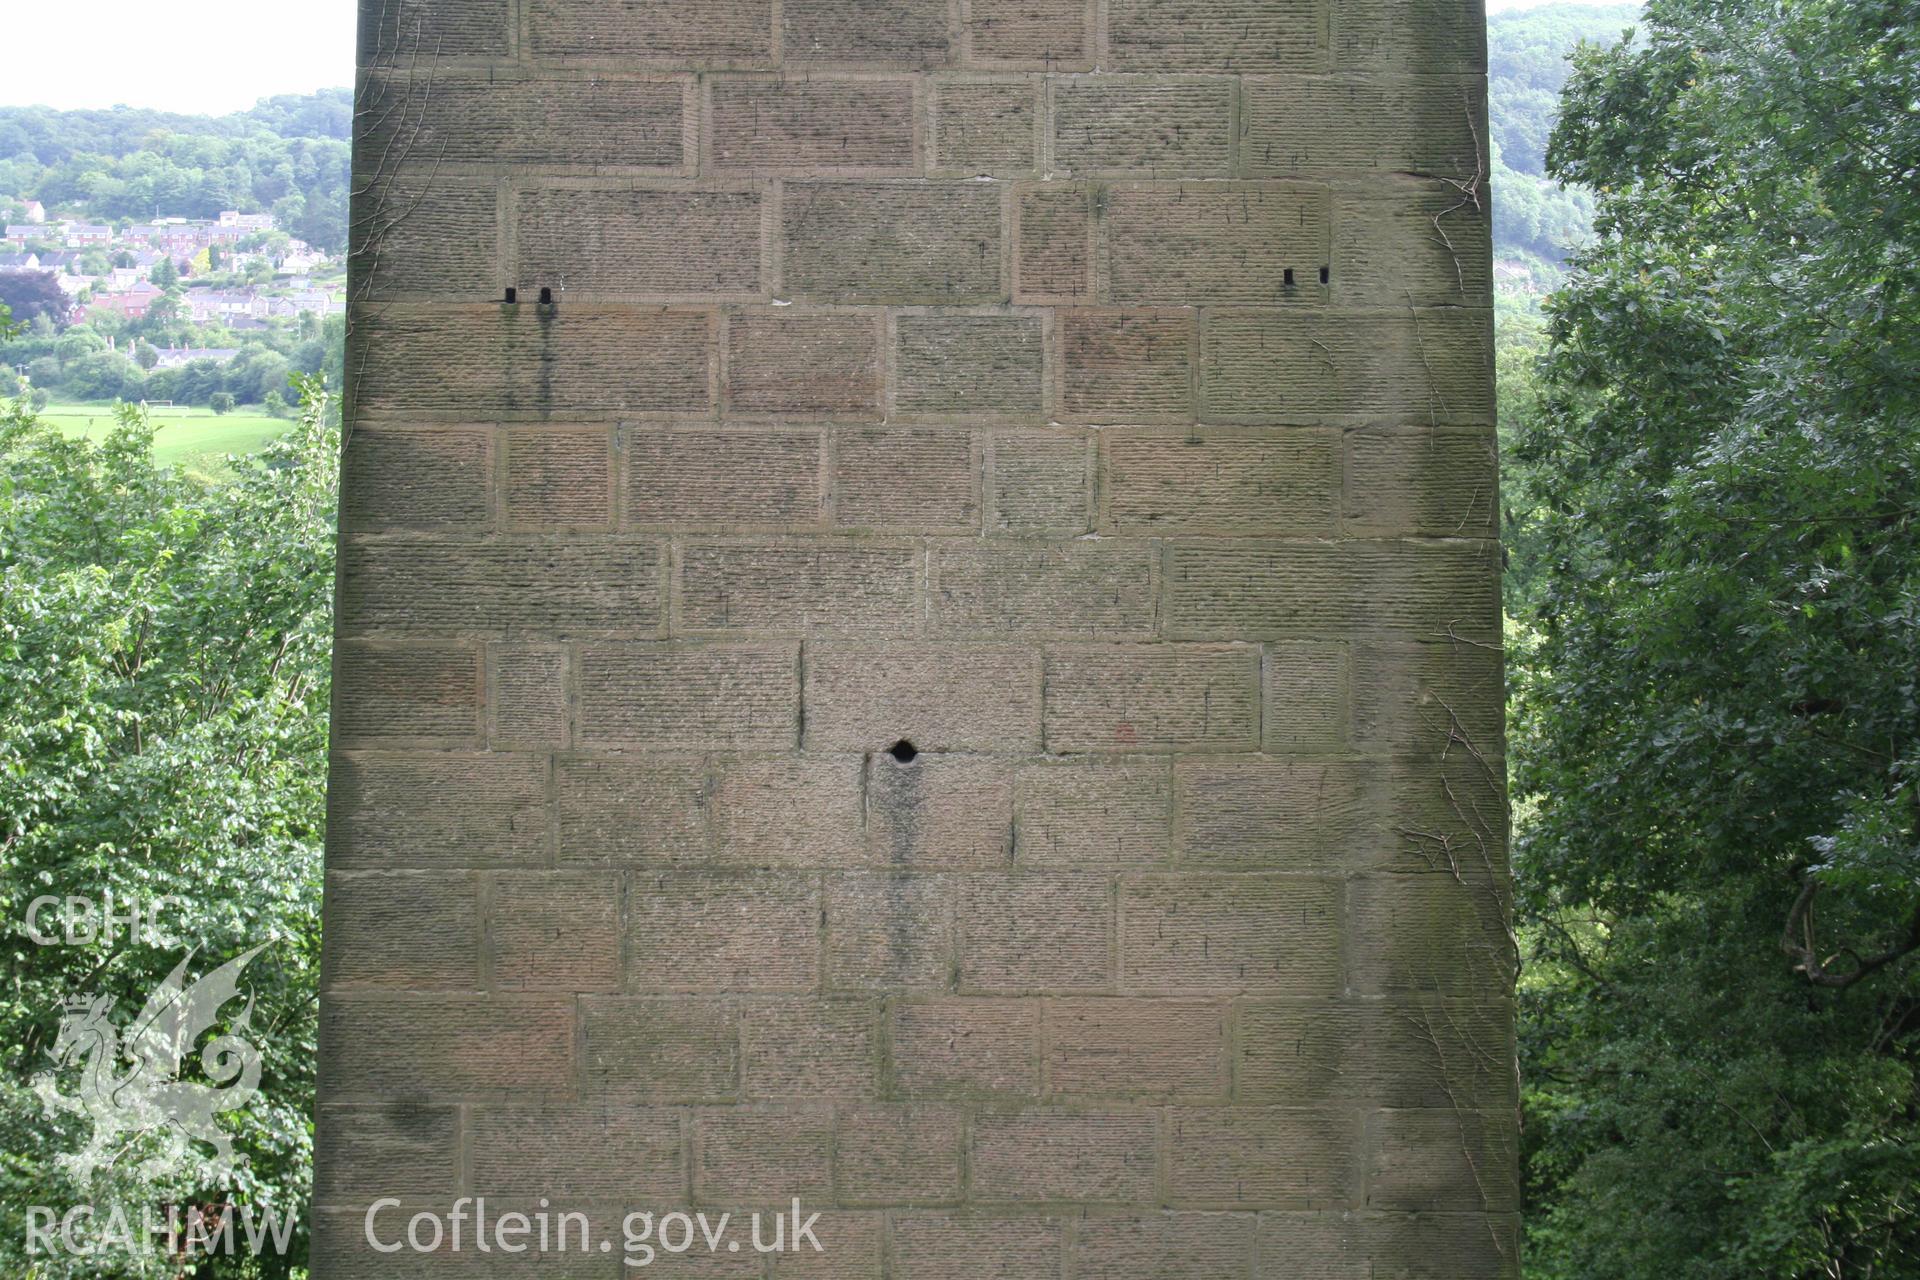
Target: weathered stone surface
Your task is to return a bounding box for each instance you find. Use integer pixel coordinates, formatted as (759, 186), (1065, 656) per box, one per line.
(485, 870), (622, 991)
(555, 756), (709, 866)
(678, 539), (921, 635)
(1119, 874), (1342, 993)
(339, 425), (492, 530)
(783, 0), (951, 66)
(783, 182), (1004, 302)
(971, 1109), (1158, 1202)
(1013, 183), (1093, 302)
(834, 426), (981, 530)
(327, 752), (548, 869)
(1237, 998), (1517, 1107)
(929, 542), (1157, 637)
(1244, 78), (1488, 177)
(626, 873), (822, 991)
(895, 312), (1044, 416)
(867, 753), (1016, 867)
(321, 994), (576, 1099)
(352, 304), (712, 417)
(1045, 998), (1229, 1098)
(338, 538), (660, 635)
(1049, 77), (1234, 175)
(825, 873), (956, 986)
(930, 80), (1040, 174)
(1044, 644), (1260, 751)
(357, 180), (499, 297)
(727, 311), (882, 415)
(1101, 429), (1340, 534)
(1015, 759), (1172, 866)
(358, 74), (689, 170)
(1162, 539), (1502, 640)
(964, 0), (1091, 67)
(806, 643), (1041, 751)
(627, 426), (826, 528)
(502, 426), (613, 529)
(1059, 309), (1195, 421)
(577, 642), (799, 748)
(958, 874), (1112, 990)
(1200, 308), (1494, 422)
(989, 431), (1091, 533)
(1107, 0), (1324, 71)
(1105, 183), (1331, 304)
(324, 871), (480, 989)
(328, 0), (1511, 1249)
(359, 0), (510, 61)
(528, 0), (773, 64)
(517, 186), (766, 298)
(710, 77), (918, 172)
(1167, 1108), (1357, 1207)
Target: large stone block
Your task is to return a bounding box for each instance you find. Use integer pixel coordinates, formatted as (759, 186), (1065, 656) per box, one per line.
(1104, 183), (1330, 304)
(1044, 998), (1229, 1098)
(1166, 1108), (1357, 1208)
(1106, 0), (1324, 71)
(1043, 644), (1261, 752)
(1243, 78), (1487, 178)
(528, 0), (774, 64)
(357, 73), (690, 171)
(866, 753), (1016, 868)
(327, 751), (549, 869)
(1101, 429), (1341, 534)
(709, 77), (918, 173)
(726, 311), (883, 415)
(1058, 308), (1195, 421)
(783, 0), (952, 66)
(627, 425), (827, 529)
(678, 538), (922, 635)
(963, 0), (1092, 67)
(783, 181), (1005, 303)
(1118, 874), (1341, 993)
(625, 873), (822, 991)
(577, 642), (799, 749)
(1048, 77), (1234, 175)
(891, 999), (1042, 1097)
(338, 537), (661, 635)
(929, 541), (1157, 637)
(806, 643), (1041, 751)
(895, 312), (1045, 416)
(957, 874), (1113, 990)
(360, 0), (511, 61)
(1015, 759), (1173, 867)
(970, 1109), (1158, 1202)
(352, 304), (712, 417)
(323, 871), (480, 989)
(1200, 308), (1494, 422)
(320, 994), (576, 1099)
(929, 79), (1041, 174)
(1162, 539), (1503, 640)
(516, 185), (767, 299)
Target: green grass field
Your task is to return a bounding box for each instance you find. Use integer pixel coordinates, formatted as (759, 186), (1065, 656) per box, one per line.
(42, 402), (288, 481)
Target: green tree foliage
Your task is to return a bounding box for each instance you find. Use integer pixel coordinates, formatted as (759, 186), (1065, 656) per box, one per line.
(1487, 4), (1636, 263)
(0, 270), (72, 328)
(0, 383), (337, 1276)
(0, 92), (351, 253)
(1513, 0), (1920, 1273)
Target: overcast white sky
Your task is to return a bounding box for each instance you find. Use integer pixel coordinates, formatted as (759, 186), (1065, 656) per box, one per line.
(7, 0), (1591, 115)
(8, 0), (357, 115)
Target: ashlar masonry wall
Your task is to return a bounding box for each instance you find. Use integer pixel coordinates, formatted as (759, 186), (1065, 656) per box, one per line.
(316, 0), (1518, 1273)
